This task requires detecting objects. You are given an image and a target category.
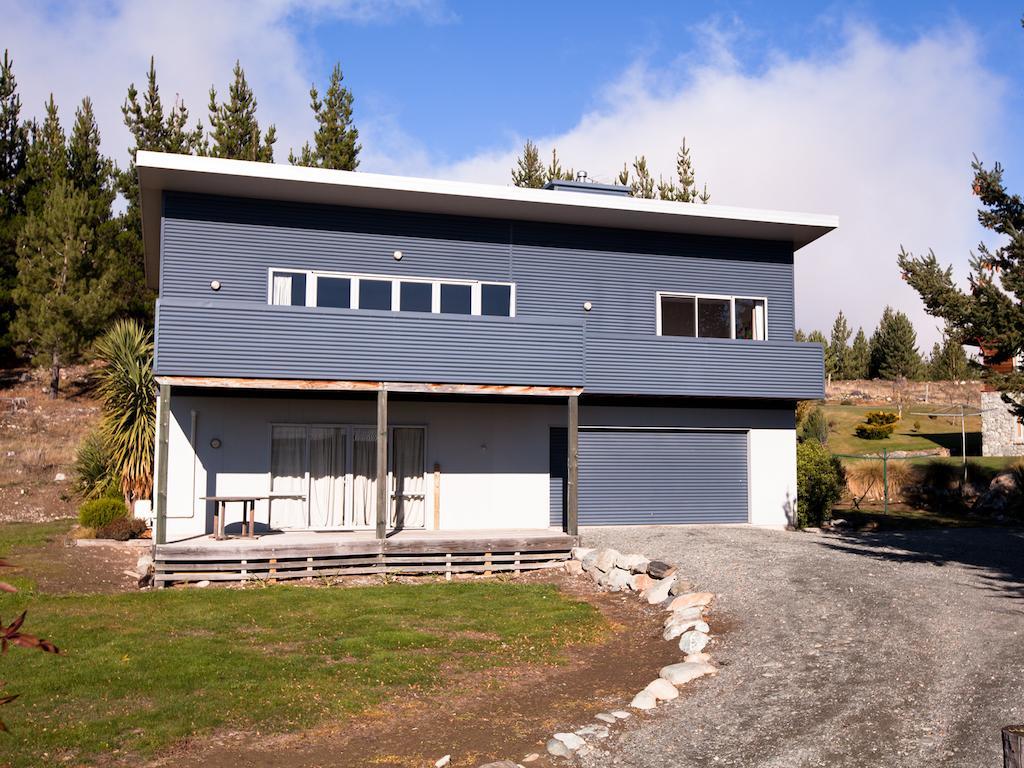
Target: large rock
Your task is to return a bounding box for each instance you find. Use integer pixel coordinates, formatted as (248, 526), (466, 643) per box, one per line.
(663, 605), (704, 626)
(646, 560), (676, 579)
(629, 690), (657, 710)
(595, 712), (617, 724)
(602, 567), (632, 592)
(575, 724), (610, 739)
(631, 573), (655, 592)
(667, 592), (715, 612)
(644, 677), (679, 701)
(553, 732), (585, 751)
(594, 548), (620, 573)
(679, 630), (711, 654)
(669, 574), (694, 596)
(662, 619), (709, 642)
(615, 553), (650, 573)
(571, 546), (595, 561)
(660, 660), (717, 686)
(547, 738), (572, 758)
(973, 472), (1020, 515)
(580, 551), (599, 573)
(564, 559), (584, 576)
(610, 710), (631, 719)
(642, 576), (674, 605)
(477, 762), (521, 768)
(684, 651), (712, 664)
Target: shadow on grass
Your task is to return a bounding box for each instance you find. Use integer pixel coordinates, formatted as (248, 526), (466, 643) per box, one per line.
(813, 524), (1024, 601)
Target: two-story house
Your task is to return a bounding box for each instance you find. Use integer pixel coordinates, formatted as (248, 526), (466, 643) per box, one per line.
(138, 152), (834, 584)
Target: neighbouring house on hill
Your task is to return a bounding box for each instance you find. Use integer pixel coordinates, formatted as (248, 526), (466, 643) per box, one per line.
(137, 151), (834, 584)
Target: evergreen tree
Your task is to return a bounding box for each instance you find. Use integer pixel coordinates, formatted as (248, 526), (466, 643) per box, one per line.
(848, 327), (871, 379)
(794, 328), (807, 342)
(545, 148), (573, 183)
(872, 307), (920, 380)
(12, 180), (113, 396)
(928, 333), (970, 381)
(807, 329), (828, 348)
(669, 138), (710, 203)
(289, 62), (360, 170)
(511, 139), (545, 188)
(0, 50), (29, 362)
(22, 96), (67, 214)
(629, 156), (655, 199)
(828, 311), (851, 379)
(206, 61), (276, 161)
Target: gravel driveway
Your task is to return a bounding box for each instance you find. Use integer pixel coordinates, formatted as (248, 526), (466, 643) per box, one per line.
(578, 524), (1024, 767)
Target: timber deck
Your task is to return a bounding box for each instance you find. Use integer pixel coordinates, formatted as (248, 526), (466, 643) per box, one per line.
(153, 528), (578, 586)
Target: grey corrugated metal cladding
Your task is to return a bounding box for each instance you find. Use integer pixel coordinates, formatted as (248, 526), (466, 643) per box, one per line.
(156, 192), (824, 399)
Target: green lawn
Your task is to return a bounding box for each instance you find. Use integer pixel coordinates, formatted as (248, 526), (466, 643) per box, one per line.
(0, 518), (75, 559)
(0, 523), (606, 767)
(822, 403), (984, 457)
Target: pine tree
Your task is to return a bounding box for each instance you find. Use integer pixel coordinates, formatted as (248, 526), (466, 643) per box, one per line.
(848, 327), (870, 379)
(629, 156), (655, 199)
(0, 50), (29, 362)
(289, 62), (360, 170)
(672, 138), (710, 203)
(872, 307), (920, 380)
(828, 311), (852, 379)
(68, 98), (114, 216)
(929, 333), (970, 381)
(22, 96), (67, 214)
(206, 61), (276, 162)
(794, 328), (807, 342)
(867, 306), (893, 378)
(511, 139), (545, 188)
(12, 180), (113, 396)
(545, 148), (573, 183)
(807, 329), (828, 348)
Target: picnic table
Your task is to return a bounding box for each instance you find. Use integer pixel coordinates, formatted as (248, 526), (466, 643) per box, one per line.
(200, 494), (306, 540)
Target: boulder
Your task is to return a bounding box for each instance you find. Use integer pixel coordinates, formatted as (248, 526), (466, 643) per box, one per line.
(663, 606), (704, 626)
(521, 755), (539, 764)
(631, 573), (655, 592)
(973, 472), (1020, 515)
(646, 560), (676, 580)
(571, 546), (595, 561)
(662, 619), (709, 642)
(615, 553), (650, 573)
(136, 554), (154, 574)
(564, 559), (584, 576)
(53, 472), (67, 482)
(595, 712), (617, 724)
(629, 690), (657, 710)
(195, 580), (211, 588)
(669, 574), (694, 596)
(679, 630), (711, 654)
(546, 738), (572, 758)
(435, 757), (451, 768)
(660, 660), (717, 686)
(593, 548), (620, 573)
(667, 592), (715, 612)
(553, 732), (585, 751)
(581, 550), (599, 572)
(684, 651), (712, 664)
(603, 568), (632, 592)
(477, 762), (521, 768)
(644, 677), (679, 701)
(610, 710), (631, 719)
(641, 576), (674, 605)
(575, 724), (610, 739)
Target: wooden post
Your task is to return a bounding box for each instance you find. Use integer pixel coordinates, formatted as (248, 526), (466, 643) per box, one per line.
(375, 388), (388, 540)
(155, 383), (171, 546)
(433, 463), (441, 529)
(566, 394), (579, 536)
(1004, 726), (1024, 768)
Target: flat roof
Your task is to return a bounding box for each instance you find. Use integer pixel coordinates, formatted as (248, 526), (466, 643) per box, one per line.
(137, 151), (838, 289)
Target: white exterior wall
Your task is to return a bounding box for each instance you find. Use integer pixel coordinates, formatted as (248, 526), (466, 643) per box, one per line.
(163, 395), (561, 542)
(747, 428), (797, 527)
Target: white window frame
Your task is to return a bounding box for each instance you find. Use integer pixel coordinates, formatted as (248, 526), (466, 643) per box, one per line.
(655, 291), (768, 340)
(266, 267), (516, 317)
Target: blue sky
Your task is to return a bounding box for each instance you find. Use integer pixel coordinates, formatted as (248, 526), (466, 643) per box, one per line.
(4, 0), (1023, 342)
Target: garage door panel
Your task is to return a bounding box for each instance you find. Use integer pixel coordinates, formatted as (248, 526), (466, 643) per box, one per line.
(578, 429), (748, 525)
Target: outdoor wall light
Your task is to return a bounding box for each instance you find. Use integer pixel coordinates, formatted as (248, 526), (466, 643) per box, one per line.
(210, 280), (222, 291)
(583, 301), (593, 311)
(209, 438), (222, 449)
(393, 250), (403, 261)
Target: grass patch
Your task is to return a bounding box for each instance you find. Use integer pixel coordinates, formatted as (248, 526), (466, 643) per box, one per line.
(0, 580), (605, 766)
(833, 504), (991, 531)
(822, 403), (981, 456)
(0, 519), (73, 559)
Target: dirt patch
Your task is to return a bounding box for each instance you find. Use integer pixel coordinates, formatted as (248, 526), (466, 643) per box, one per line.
(12, 533), (141, 594)
(144, 570), (687, 768)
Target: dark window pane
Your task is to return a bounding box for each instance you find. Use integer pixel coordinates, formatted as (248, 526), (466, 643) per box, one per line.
(697, 297), (731, 338)
(400, 281), (432, 312)
(290, 273), (306, 306)
(317, 277), (351, 309)
(440, 283), (472, 315)
(735, 298), (765, 340)
(660, 296), (695, 337)
(481, 283), (512, 317)
(359, 279), (392, 311)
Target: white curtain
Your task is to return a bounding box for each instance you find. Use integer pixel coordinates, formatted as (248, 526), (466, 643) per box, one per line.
(753, 302), (766, 341)
(309, 428), (345, 528)
(352, 428), (377, 528)
(391, 428), (425, 529)
(272, 273), (292, 305)
(270, 425), (306, 528)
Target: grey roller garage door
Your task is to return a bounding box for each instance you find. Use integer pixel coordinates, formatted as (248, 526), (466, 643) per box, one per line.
(578, 429), (749, 525)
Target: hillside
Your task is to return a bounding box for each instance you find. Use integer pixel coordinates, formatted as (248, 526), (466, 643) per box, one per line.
(0, 366), (100, 523)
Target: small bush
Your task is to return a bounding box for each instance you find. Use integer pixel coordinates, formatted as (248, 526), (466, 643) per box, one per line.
(799, 407), (829, 445)
(840, 398), (854, 406)
(79, 497), (128, 529)
(864, 411), (899, 426)
(855, 423), (896, 440)
(73, 430), (116, 500)
(796, 440), (845, 528)
(845, 460), (912, 503)
(95, 517), (148, 541)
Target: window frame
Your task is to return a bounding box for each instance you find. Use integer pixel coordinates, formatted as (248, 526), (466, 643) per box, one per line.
(266, 267), (516, 317)
(655, 291), (769, 340)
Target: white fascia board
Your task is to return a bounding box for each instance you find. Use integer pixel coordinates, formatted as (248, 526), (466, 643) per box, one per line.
(138, 151), (838, 289)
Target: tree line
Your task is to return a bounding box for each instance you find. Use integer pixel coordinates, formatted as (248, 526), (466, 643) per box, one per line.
(0, 53), (360, 393)
(798, 307), (973, 383)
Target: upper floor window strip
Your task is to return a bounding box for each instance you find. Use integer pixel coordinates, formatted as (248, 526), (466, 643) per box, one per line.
(268, 269), (516, 318)
(657, 291), (767, 340)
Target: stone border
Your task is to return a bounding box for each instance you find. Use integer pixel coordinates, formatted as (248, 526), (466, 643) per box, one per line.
(458, 545), (719, 767)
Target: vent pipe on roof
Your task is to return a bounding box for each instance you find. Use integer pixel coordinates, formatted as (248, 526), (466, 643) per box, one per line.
(542, 176), (630, 197)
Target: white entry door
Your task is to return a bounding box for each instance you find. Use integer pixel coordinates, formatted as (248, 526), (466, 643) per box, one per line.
(391, 427), (426, 529)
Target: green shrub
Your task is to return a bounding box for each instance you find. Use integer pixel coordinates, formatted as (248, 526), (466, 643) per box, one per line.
(796, 440), (845, 528)
(79, 497), (129, 529)
(96, 517), (148, 541)
(799, 406), (829, 445)
(72, 429), (116, 500)
(864, 411), (899, 426)
(854, 423), (896, 440)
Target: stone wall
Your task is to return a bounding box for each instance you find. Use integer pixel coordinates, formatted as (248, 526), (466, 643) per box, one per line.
(981, 390), (1024, 457)
(825, 379), (982, 407)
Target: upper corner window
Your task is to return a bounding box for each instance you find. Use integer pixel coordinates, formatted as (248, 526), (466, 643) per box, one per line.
(271, 271), (307, 306)
(735, 297), (766, 340)
(658, 293), (766, 340)
(316, 276), (351, 309)
(481, 283), (512, 317)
